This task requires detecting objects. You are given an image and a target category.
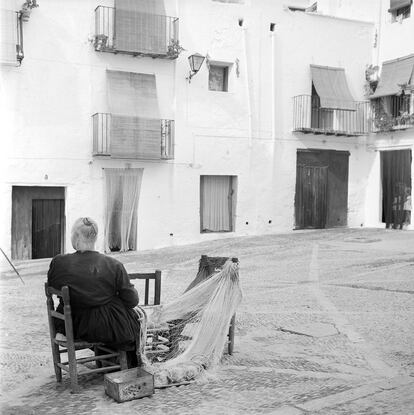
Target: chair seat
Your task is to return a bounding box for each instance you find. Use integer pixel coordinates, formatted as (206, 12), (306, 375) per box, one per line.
(54, 338), (104, 348)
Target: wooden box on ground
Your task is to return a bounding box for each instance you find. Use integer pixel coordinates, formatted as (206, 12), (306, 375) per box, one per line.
(104, 368), (154, 402)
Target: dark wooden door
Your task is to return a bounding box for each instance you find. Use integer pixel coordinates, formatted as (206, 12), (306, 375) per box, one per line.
(32, 199), (65, 259)
(295, 165), (328, 229)
(381, 149), (412, 228)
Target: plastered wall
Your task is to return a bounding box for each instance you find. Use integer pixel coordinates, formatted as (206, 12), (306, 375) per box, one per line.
(2, 0), (392, 258)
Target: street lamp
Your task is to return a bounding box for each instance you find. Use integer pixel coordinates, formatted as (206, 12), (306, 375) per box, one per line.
(187, 53), (205, 83)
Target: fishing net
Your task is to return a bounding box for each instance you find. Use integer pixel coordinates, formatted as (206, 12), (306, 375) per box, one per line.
(135, 258), (242, 387)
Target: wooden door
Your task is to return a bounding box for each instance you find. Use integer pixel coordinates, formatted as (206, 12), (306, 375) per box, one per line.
(295, 165), (328, 229)
(32, 199), (65, 259)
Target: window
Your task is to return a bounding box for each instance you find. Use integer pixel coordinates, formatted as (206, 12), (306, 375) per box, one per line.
(209, 65), (229, 91)
(200, 176), (236, 233)
(390, 94), (410, 117)
(393, 5), (411, 20)
(389, 0), (411, 21)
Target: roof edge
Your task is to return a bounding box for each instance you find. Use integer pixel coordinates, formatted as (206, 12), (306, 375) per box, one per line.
(310, 64), (345, 71)
(381, 54), (414, 66)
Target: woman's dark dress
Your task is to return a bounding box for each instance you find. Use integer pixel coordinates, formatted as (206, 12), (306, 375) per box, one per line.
(47, 251), (140, 349)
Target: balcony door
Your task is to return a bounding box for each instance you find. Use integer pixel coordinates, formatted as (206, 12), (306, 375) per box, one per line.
(311, 89), (334, 130)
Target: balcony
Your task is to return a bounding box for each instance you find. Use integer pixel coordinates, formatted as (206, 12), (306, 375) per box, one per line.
(371, 95), (414, 133)
(94, 6), (180, 59)
(92, 113), (174, 160)
(293, 95), (370, 136)
(0, 9), (23, 65)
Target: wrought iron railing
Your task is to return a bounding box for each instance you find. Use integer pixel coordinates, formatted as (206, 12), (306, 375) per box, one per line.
(92, 113), (174, 160)
(370, 96), (414, 132)
(0, 10), (23, 65)
(293, 95), (371, 136)
(94, 6), (180, 59)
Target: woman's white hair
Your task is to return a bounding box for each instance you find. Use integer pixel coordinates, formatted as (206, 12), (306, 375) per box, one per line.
(71, 217), (98, 251)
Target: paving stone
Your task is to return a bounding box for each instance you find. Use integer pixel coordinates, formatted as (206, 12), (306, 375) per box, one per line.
(1, 229), (414, 414)
(280, 322), (338, 337)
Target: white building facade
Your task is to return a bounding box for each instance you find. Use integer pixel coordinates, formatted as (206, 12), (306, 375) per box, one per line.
(1, 0), (413, 260)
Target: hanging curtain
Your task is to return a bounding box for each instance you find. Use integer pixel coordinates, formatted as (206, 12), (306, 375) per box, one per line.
(201, 176), (233, 232)
(104, 168), (144, 252)
(115, 0), (167, 55)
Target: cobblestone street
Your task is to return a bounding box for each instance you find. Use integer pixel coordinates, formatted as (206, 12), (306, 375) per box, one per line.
(1, 228), (414, 414)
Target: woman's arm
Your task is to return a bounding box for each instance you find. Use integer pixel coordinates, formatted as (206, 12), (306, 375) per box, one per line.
(116, 264), (139, 308)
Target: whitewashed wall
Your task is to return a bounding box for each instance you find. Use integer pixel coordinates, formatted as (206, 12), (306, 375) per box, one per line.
(2, 0), (383, 258)
(363, 2), (414, 229)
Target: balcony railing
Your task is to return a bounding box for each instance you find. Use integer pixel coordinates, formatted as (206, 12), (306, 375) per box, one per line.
(293, 95), (370, 136)
(0, 10), (23, 65)
(92, 113), (174, 160)
(371, 96), (414, 133)
(94, 6), (180, 59)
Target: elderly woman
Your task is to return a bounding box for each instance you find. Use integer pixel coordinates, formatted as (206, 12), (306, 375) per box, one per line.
(47, 217), (140, 362)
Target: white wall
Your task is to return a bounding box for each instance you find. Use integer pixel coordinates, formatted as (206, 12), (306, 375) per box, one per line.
(1, 0), (385, 259)
(365, 1), (414, 229)
(376, 1), (414, 64)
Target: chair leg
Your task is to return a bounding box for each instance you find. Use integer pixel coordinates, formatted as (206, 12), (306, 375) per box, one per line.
(119, 351), (128, 370)
(228, 315), (236, 355)
(52, 343), (62, 382)
(93, 346), (102, 368)
(67, 346), (80, 393)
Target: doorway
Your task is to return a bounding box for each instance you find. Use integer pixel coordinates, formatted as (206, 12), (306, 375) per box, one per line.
(311, 84), (334, 131)
(381, 149), (412, 229)
(104, 168), (143, 252)
(11, 186), (65, 260)
(295, 150), (349, 229)
(32, 199), (65, 259)
(295, 165), (328, 228)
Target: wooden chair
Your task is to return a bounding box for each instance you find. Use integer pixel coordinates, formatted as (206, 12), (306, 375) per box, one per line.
(45, 271), (162, 393)
(128, 270), (173, 359)
(128, 270), (162, 306)
(45, 283), (129, 393)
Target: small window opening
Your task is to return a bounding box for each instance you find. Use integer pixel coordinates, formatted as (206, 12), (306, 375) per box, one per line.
(209, 65), (229, 92)
(391, 4), (411, 21)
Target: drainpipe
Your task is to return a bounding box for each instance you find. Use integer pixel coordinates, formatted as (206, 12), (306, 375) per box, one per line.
(374, 0), (383, 67)
(241, 23), (253, 150)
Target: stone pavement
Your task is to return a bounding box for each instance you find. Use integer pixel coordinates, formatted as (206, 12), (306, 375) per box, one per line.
(1, 228), (413, 414)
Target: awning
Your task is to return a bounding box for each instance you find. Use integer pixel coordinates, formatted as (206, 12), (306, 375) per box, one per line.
(310, 65), (356, 110)
(107, 70), (160, 118)
(370, 54), (414, 98)
(388, 0), (412, 12)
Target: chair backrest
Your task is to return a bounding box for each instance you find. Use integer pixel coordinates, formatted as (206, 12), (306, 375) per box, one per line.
(185, 255), (239, 292)
(128, 270), (162, 306)
(45, 283), (76, 345)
